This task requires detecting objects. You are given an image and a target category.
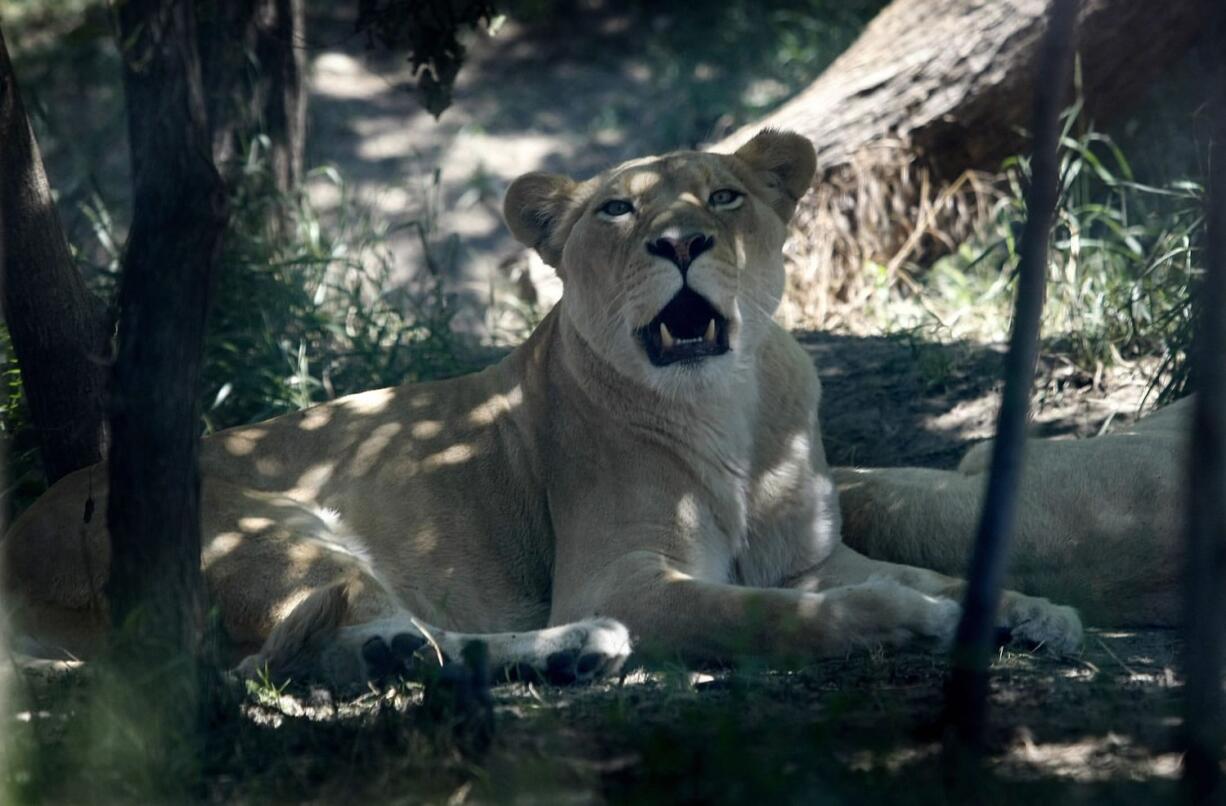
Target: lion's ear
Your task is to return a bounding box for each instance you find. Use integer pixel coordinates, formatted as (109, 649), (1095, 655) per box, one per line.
(504, 172), (578, 268)
(732, 129), (816, 222)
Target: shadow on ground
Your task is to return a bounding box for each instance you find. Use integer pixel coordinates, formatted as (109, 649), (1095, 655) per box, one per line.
(802, 331), (1156, 469)
(8, 628), (1190, 803)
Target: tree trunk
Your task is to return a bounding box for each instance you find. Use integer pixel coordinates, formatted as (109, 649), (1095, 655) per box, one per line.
(102, 0), (228, 786)
(719, 0), (1209, 325)
(199, 0), (307, 195)
(0, 26), (112, 484)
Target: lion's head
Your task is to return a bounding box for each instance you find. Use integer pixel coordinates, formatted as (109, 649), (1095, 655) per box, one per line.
(504, 129), (816, 392)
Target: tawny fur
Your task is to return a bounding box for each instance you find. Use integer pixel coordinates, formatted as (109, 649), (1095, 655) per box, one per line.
(836, 396), (1191, 627)
(0, 130), (1082, 686)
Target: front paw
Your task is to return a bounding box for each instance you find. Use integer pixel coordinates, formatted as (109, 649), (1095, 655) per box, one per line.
(834, 577), (962, 651)
(1001, 595), (1083, 656)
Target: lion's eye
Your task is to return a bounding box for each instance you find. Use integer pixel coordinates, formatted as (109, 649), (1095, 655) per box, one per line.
(598, 199), (634, 218)
(709, 189), (743, 208)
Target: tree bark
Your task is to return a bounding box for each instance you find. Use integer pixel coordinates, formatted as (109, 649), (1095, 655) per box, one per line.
(103, 0), (228, 783)
(0, 25), (112, 484)
(719, 0), (1209, 325)
(199, 0), (306, 194)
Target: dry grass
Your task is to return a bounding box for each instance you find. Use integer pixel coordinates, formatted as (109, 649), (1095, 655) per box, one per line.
(777, 139), (1002, 331)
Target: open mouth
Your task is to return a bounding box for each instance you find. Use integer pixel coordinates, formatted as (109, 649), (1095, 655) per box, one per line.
(636, 287), (731, 367)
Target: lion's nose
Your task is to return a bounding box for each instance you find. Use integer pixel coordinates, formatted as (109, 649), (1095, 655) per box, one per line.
(646, 232), (715, 276)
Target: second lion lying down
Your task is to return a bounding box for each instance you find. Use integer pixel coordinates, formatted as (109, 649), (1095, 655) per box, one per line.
(1, 130), (1082, 686)
(837, 396), (1191, 628)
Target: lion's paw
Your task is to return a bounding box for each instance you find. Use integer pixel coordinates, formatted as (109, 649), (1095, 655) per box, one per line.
(359, 630), (437, 681)
(1001, 596), (1083, 656)
(922, 593), (963, 649)
(838, 577), (962, 651)
(506, 618), (632, 686)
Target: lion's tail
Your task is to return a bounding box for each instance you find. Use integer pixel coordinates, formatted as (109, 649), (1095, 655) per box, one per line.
(234, 580), (352, 681)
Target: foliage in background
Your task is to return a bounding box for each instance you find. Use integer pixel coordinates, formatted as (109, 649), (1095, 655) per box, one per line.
(0, 329), (41, 517)
(201, 138), (491, 434)
(857, 105), (1201, 403)
(0, 140), (491, 518)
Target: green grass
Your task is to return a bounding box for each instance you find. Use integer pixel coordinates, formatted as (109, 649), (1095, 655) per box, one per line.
(854, 105), (1201, 402)
(200, 147), (497, 435)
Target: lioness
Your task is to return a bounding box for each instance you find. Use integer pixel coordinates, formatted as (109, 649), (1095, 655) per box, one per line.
(837, 395), (1191, 628)
(1, 130), (1082, 687)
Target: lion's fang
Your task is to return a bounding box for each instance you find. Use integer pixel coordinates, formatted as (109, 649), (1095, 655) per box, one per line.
(660, 322), (675, 349)
(704, 319), (716, 343)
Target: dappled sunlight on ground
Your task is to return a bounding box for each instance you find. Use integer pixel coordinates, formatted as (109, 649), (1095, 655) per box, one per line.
(1002, 729), (1181, 783)
(801, 332), (1160, 469)
(6, 627), (1208, 802)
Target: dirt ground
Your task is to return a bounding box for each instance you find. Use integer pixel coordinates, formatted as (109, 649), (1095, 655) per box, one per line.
(8, 624), (1186, 804)
(803, 331), (1161, 470)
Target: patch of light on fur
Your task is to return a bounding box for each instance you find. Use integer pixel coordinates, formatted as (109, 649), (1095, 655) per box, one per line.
(238, 516), (275, 533)
(627, 171), (662, 195)
(352, 422), (402, 476)
(412, 524), (439, 552)
(203, 531), (244, 562)
(273, 588), (313, 622)
(757, 432), (809, 497)
(288, 543), (320, 562)
(341, 387), (395, 415)
(674, 494), (702, 538)
(285, 544), (324, 582)
(796, 592), (826, 619)
(412, 419), (443, 439)
(298, 407), (333, 431)
(291, 462), (336, 500)
(675, 495), (733, 581)
(422, 443), (475, 470)
(255, 456), (285, 477)
(466, 384), (523, 426)
(223, 432), (263, 456)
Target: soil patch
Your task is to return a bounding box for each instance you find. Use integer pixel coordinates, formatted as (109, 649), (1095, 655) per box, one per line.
(802, 331), (1160, 469)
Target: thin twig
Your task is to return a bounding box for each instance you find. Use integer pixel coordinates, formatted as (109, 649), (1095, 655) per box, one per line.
(1094, 635), (1139, 678)
(409, 616), (446, 667)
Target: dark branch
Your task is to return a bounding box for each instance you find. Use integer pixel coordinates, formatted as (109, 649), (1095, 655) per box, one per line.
(1180, 2), (1226, 799)
(0, 24), (112, 484)
(942, 0), (1078, 755)
(103, 0), (228, 786)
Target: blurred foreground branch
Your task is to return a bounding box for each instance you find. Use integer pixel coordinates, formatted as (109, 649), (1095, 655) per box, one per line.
(942, 0), (1077, 759)
(1180, 4), (1226, 800)
(102, 0), (229, 795)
